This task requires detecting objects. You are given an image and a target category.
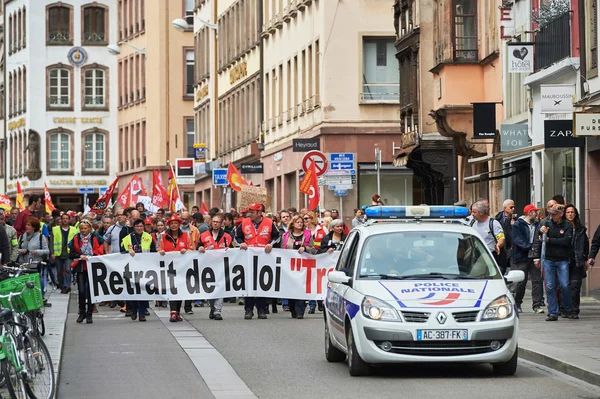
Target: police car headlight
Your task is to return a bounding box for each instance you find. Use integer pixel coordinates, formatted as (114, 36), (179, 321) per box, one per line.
(361, 296), (401, 321)
(482, 295), (513, 321)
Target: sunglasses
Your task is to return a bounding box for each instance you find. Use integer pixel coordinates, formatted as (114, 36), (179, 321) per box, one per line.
(509, 206), (515, 209)
(303, 217), (310, 220)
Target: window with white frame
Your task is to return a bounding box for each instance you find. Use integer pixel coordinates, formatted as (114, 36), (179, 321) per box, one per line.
(185, 50), (195, 96)
(49, 133), (70, 170)
(362, 37), (400, 102)
(84, 132), (105, 171)
(84, 68), (106, 108)
(48, 68), (71, 108)
(186, 119), (195, 158)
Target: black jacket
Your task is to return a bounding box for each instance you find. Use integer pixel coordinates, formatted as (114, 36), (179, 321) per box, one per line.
(0, 225), (10, 265)
(532, 217), (572, 261)
(495, 211), (513, 250)
(317, 232), (347, 254)
(571, 223), (589, 270)
(511, 217), (538, 262)
(589, 224), (600, 260)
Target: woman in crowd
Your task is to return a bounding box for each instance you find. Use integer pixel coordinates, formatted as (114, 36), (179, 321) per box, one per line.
(304, 211), (327, 313)
(565, 204), (589, 319)
(281, 215), (315, 319)
(319, 219), (347, 254)
(68, 219), (105, 324)
(321, 216), (333, 233)
(371, 194), (385, 206)
(352, 209), (364, 228)
(17, 217), (51, 305)
(158, 215), (194, 322)
(152, 218), (167, 308)
(222, 213), (236, 237)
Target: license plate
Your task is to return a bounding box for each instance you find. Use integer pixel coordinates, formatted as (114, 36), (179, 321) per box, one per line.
(416, 330), (468, 341)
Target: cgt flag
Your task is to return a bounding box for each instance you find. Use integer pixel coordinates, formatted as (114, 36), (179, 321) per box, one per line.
(167, 165), (184, 212)
(15, 181), (25, 211)
(0, 195), (12, 212)
(152, 169), (169, 209)
(200, 201), (210, 216)
(44, 183), (56, 213)
(226, 163), (248, 192)
(299, 159), (319, 210)
(91, 176), (120, 213)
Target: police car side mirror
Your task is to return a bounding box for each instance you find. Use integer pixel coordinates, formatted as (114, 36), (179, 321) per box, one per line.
(329, 271), (351, 285)
(504, 270), (525, 284)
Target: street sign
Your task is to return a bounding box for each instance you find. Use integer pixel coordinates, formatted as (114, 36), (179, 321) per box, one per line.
(329, 184), (353, 190)
(334, 190), (348, 196)
(330, 153), (355, 162)
(212, 168), (229, 186)
(329, 161), (354, 170)
(78, 187), (95, 194)
(98, 187), (108, 195)
(302, 150), (328, 177)
(317, 177), (326, 186)
(325, 169), (356, 175)
(176, 178), (195, 185)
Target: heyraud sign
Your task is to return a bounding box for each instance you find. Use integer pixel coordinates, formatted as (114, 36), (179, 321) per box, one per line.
(574, 113), (600, 136)
(86, 248), (340, 302)
(507, 42), (534, 73)
(292, 138), (320, 152)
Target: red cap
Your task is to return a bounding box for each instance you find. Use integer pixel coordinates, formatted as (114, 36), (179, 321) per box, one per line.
(523, 204), (540, 214)
(144, 218), (153, 225)
(248, 203), (262, 211)
(166, 215), (182, 224)
(67, 211), (77, 217)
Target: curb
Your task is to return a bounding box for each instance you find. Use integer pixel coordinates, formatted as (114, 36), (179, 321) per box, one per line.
(519, 338), (600, 387)
(45, 289), (71, 398)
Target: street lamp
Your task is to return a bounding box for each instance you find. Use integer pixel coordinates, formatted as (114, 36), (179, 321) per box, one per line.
(107, 41), (147, 56)
(172, 17), (218, 32)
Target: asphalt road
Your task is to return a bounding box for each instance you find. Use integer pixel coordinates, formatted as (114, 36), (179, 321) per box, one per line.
(184, 303), (600, 399)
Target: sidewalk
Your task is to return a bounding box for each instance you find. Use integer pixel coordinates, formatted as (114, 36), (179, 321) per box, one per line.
(518, 294), (600, 386)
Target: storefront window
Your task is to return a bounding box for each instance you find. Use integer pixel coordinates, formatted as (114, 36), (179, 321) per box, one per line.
(358, 166), (413, 207)
(548, 149), (575, 205)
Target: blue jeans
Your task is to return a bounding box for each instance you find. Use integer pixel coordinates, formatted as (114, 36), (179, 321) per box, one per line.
(55, 258), (72, 289)
(543, 259), (572, 316)
(130, 301), (148, 316)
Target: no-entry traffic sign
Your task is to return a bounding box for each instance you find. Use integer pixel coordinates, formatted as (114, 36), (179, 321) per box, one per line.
(302, 150), (328, 177)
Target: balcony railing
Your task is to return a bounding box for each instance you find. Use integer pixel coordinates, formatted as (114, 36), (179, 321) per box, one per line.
(361, 83), (400, 102)
(534, 12), (571, 72)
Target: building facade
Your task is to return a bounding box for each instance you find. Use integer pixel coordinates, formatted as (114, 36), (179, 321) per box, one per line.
(115, 0), (195, 208)
(4, 0), (119, 211)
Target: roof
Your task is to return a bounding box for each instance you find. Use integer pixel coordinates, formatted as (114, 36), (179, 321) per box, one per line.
(355, 220), (475, 236)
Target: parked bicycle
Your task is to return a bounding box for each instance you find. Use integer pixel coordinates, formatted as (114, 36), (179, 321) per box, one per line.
(0, 266), (55, 399)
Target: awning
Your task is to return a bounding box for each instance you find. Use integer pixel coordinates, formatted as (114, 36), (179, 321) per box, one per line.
(464, 164), (527, 184)
(393, 145), (418, 167)
(467, 144), (544, 165)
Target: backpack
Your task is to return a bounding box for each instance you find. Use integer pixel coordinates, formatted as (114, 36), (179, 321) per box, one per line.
(283, 230), (311, 249)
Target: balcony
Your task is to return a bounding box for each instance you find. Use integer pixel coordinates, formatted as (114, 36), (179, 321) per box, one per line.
(534, 12), (571, 72)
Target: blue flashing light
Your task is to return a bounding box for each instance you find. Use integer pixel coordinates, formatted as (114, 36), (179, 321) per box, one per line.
(365, 205), (469, 219)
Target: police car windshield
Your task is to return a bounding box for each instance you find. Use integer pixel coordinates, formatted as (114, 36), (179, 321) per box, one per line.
(357, 231), (501, 280)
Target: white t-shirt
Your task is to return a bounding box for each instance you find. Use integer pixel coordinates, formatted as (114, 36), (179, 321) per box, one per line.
(471, 218), (504, 252)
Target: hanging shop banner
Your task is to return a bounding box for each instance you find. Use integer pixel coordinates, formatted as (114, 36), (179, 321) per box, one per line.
(541, 85), (575, 114)
(473, 103), (497, 138)
(574, 113), (600, 136)
(500, 124), (529, 152)
(544, 120), (585, 148)
(507, 42), (534, 73)
(86, 248), (341, 303)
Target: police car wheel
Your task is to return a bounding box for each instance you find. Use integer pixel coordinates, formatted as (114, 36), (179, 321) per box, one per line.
(347, 326), (371, 376)
(492, 346), (518, 376)
(324, 319), (346, 363)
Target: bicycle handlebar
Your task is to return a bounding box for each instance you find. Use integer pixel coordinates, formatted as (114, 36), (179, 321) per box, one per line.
(0, 281), (38, 301)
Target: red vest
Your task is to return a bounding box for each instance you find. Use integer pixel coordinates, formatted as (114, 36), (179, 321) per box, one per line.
(162, 231), (190, 252)
(241, 218), (273, 247)
(200, 230), (232, 249)
(313, 227), (327, 249)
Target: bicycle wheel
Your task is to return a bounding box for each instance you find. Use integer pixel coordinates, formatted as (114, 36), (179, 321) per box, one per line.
(23, 336), (55, 399)
(2, 358), (28, 399)
(36, 314), (45, 337)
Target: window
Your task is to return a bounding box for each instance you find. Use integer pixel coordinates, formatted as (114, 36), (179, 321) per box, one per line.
(48, 131), (71, 171)
(83, 5), (107, 44)
(185, 0), (194, 26)
(83, 131), (106, 171)
(453, 0), (477, 60)
(22, 7), (26, 49)
(185, 49), (195, 97)
(83, 67), (107, 109)
(186, 118), (195, 158)
(47, 66), (72, 109)
(8, 14), (12, 53)
(17, 10), (21, 49)
(362, 37), (400, 102)
(588, 0), (598, 76)
(47, 3), (72, 45)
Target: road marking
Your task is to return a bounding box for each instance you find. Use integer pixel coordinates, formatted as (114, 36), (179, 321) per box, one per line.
(154, 309), (257, 399)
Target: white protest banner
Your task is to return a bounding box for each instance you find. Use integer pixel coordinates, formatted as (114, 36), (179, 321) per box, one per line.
(87, 248), (340, 303)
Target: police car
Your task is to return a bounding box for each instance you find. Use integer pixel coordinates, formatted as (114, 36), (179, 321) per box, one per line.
(324, 205), (525, 376)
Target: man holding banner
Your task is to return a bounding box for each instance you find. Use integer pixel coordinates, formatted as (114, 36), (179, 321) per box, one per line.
(236, 203), (280, 320)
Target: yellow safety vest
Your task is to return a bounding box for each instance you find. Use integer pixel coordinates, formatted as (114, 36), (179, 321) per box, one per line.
(52, 225), (79, 256)
(121, 232), (153, 252)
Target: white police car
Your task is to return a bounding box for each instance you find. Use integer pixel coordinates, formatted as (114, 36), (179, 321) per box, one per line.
(324, 205), (525, 376)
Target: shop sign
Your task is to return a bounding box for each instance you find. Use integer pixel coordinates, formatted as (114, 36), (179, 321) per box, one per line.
(240, 163), (264, 174)
(401, 131), (417, 148)
(50, 179), (107, 185)
(499, 4), (515, 39)
(8, 118), (25, 131)
(472, 103), (497, 138)
(292, 138), (320, 152)
(230, 61), (248, 85)
(544, 120), (584, 148)
(507, 43), (534, 73)
(541, 85), (574, 114)
(52, 117), (103, 124)
(500, 124), (529, 152)
(574, 113), (600, 136)
(194, 143), (207, 163)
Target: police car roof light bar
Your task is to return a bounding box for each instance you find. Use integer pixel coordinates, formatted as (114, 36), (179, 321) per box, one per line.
(364, 205), (469, 220)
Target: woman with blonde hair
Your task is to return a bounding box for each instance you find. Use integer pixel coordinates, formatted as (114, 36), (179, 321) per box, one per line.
(321, 216), (333, 232)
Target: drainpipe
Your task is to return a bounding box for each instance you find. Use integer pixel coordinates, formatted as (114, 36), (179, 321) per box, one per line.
(258, 0), (264, 146)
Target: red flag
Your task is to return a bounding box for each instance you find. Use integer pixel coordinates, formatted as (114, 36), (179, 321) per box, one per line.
(117, 180), (133, 207)
(299, 159), (319, 210)
(90, 176), (120, 213)
(130, 174), (146, 196)
(200, 201), (209, 216)
(152, 169), (169, 209)
(44, 183), (56, 213)
(167, 166), (182, 212)
(226, 163), (248, 192)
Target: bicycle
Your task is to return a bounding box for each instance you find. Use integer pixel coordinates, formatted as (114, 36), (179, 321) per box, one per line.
(4, 262), (47, 337)
(0, 268), (55, 399)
